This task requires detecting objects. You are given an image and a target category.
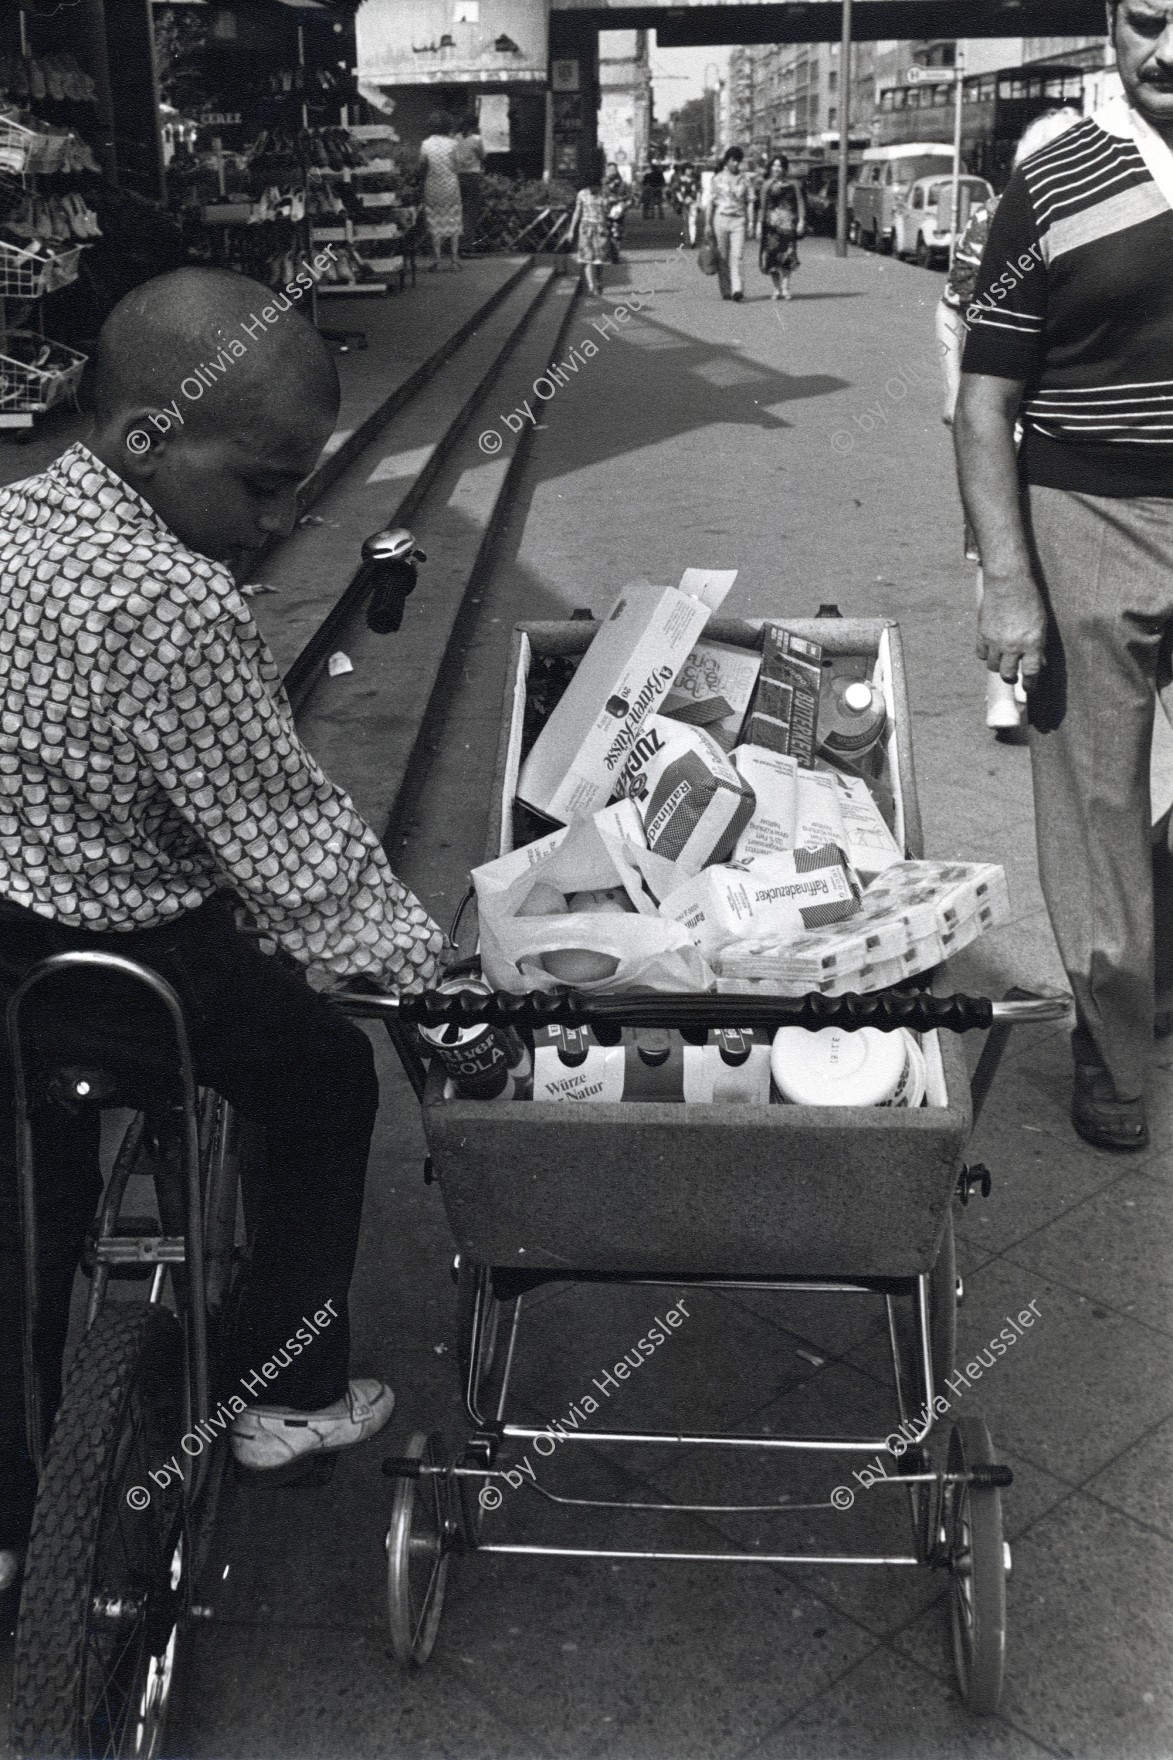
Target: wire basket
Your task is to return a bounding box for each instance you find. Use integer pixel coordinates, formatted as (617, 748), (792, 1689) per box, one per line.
(0, 333), (87, 414)
(0, 240), (83, 300)
(0, 116), (36, 184)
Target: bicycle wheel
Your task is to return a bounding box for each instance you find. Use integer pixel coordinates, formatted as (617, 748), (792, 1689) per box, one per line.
(12, 1305), (187, 1759)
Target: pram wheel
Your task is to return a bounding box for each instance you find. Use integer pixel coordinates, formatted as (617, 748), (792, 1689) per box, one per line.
(946, 1413), (1007, 1715)
(386, 1431), (453, 1667)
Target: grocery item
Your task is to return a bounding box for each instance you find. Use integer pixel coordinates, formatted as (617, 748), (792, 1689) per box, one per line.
(731, 746), (798, 863)
(662, 640), (761, 751)
(714, 860), (1010, 995)
(744, 628), (823, 768)
(771, 1025), (923, 1107)
(623, 1028), (686, 1101)
(518, 569), (736, 824)
(420, 978), (533, 1101)
(793, 767), (848, 856)
(617, 716), (756, 875)
(817, 677), (887, 761)
(832, 771), (903, 883)
(474, 799), (714, 995)
(660, 845), (858, 959)
(543, 888), (633, 982)
(682, 1027), (772, 1103)
(533, 1024), (625, 1102)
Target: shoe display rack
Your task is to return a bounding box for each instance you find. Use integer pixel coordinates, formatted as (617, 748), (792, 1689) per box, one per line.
(0, 21), (98, 431)
(308, 124), (421, 296)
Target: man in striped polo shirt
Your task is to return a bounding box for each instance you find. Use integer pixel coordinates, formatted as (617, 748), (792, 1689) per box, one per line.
(955, 1), (1173, 1151)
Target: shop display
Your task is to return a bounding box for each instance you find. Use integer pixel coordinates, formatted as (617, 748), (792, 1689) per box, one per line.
(0, 34), (103, 428)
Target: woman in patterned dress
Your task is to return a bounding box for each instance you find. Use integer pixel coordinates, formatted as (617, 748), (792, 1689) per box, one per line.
(570, 175), (609, 296)
(758, 155), (805, 300)
(419, 113), (464, 272)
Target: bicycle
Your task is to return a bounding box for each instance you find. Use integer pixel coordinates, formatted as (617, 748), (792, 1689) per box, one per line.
(5, 526), (425, 1760)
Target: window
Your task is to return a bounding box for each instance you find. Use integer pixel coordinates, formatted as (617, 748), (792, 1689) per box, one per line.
(828, 106), (837, 127)
(912, 185), (924, 209)
(828, 70), (837, 92)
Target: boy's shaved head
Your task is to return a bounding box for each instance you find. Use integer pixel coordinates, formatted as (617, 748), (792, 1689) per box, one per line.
(88, 268), (341, 566)
(92, 266), (339, 444)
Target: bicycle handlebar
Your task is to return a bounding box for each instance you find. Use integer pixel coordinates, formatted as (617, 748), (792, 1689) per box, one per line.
(337, 987), (1071, 1036)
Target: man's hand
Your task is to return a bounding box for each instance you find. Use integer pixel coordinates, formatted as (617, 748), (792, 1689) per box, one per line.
(977, 569), (1047, 689)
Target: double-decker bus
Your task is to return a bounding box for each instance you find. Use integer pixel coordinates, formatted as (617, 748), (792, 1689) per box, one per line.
(874, 65), (1085, 189)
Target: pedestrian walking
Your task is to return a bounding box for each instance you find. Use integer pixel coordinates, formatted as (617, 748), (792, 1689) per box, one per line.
(641, 161), (666, 220)
(419, 113), (464, 272)
(954, 3), (1173, 1151)
(706, 146), (753, 302)
(758, 154), (805, 300)
(603, 162), (628, 262)
(452, 118), (484, 253)
(939, 108), (1080, 736)
(570, 175), (609, 296)
(676, 161), (700, 244)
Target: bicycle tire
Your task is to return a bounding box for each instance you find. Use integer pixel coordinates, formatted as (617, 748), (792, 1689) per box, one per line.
(12, 1304), (187, 1760)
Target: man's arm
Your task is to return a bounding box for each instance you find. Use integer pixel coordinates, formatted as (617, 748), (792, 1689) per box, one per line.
(109, 601), (445, 993)
(954, 372), (1046, 688)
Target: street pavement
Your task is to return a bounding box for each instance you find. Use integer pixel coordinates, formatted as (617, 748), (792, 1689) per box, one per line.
(8, 220), (1173, 1758)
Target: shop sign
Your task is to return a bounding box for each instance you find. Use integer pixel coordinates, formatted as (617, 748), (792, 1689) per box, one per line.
(356, 0), (548, 86)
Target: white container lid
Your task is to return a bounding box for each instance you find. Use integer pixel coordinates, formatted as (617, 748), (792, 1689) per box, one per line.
(771, 1024), (908, 1107)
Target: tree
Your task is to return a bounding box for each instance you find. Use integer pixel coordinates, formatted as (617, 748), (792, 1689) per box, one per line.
(670, 96), (713, 161)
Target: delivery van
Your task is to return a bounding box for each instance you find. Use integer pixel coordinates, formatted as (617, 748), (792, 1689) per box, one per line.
(849, 143), (961, 252)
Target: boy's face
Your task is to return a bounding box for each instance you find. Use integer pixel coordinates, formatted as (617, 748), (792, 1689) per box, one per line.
(1114, 2), (1173, 128)
(122, 405), (335, 568)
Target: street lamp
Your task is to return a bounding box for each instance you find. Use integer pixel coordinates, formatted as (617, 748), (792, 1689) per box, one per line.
(703, 61), (722, 157)
(835, 0), (852, 256)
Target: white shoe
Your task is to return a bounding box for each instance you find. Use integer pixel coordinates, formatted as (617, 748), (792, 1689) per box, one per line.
(231, 1379), (394, 1472)
(986, 672), (1024, 731)
(0, 1547), (21, 1593)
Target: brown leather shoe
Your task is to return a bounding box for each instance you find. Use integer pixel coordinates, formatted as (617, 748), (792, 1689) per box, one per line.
(1071, 1064), (1149, 1152)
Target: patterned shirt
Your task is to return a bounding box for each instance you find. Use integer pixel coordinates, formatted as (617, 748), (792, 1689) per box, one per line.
(942, 200), (995, 311)
(961, 103), (1173, 498)
(710, 169), (752, 222)
(0, 443), (444, 991)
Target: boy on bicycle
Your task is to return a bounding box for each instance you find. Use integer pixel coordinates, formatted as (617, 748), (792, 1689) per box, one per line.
(0, 267), (445, 1589)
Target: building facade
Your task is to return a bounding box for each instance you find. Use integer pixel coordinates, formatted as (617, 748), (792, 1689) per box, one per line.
(598, 28), (651, 178)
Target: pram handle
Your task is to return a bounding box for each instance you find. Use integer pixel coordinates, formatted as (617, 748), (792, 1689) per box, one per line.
(338, 987), (1071, 1035)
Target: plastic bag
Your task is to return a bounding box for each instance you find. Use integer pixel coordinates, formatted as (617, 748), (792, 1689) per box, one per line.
(697, 240), (718, 276)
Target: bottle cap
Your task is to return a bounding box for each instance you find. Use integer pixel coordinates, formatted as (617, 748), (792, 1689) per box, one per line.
(843, 681), (874, 714)
(771, 1024), (907, 1107)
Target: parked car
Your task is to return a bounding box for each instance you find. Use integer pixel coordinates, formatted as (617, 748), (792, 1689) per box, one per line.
(803, 167), (840, 235)
(893, 174), (995, 266)
(849, 143), (959, 253)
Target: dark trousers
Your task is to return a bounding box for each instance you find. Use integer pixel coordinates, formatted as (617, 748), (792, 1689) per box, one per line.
(0, 896), (379, 1549)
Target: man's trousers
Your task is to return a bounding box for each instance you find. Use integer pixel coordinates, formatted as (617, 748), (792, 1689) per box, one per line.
(1025, 483), (1173, 1100)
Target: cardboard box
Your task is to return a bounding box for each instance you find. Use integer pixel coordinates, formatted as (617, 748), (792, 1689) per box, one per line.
(662, 640), (761, 751)
(618, 716), (755, 877)
(745, 627), (823, 768)
(518, 569), (736, 824)
(660, 845), (858, 958)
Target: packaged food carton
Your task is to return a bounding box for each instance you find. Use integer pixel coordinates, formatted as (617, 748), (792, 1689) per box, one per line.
(659, 845), (859, 959)
(616, 716), (756, 877)
(731, 746), (798, 863)
(533, 1025), (625, 1102)
(662, 639), (761, 752)
(518, 569), (736, 824)
(682, 1027), (773, 1103)
(744, 627), (823, 768)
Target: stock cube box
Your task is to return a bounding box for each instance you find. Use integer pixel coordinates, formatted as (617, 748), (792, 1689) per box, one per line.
(422, 615), (972, 1281)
